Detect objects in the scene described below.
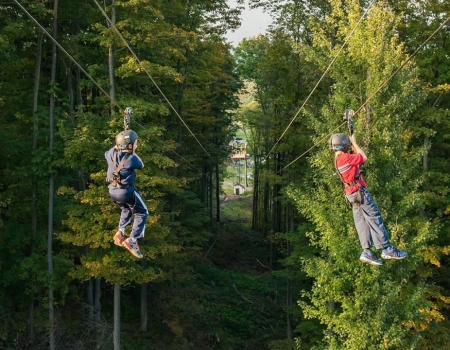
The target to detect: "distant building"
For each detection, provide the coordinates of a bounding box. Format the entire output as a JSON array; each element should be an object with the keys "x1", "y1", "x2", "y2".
[
  {"x1": 229, "y1": 137, "x2": 248, "y2": 163},
  {"x1": 229, "y1": 137, "x2": 247, "y2": 149},
  {"x1": 233, "y1": 183, "x2": 245, "y2": 195},
  {"x1": 229, "y1": 136, "x2": 252, "y2": 188},
  {"x1": 231, "y1": 151, "x2": 246, "y2": 161}
]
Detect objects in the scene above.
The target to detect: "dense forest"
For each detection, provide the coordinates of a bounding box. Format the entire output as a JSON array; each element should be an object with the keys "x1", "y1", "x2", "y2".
[{"x1": 1, "y1": 0, "x2": 449, "y2": 349}]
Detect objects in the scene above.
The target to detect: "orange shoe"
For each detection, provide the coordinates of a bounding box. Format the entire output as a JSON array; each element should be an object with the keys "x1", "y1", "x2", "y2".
[
  {"x1": 113, "y1": 231, "x2": 125, "y2": 247},
  {"x1": 122, "y1": 238, "x2": 143, "y2": 259}
]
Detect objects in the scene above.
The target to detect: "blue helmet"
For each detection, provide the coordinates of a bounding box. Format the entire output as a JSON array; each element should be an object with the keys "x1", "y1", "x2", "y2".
[{"x1": 329, "y1": 133, "x2": 350, "y2": 151}]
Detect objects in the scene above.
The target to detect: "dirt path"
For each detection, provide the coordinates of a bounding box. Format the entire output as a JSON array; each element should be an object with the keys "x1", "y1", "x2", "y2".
[{"x1": 220, "y1": 194, "x2": 240, "y2": 209}]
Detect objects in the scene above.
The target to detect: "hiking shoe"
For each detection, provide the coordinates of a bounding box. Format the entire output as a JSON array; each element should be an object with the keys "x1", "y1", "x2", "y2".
[
  {"x1": 381, "y1": 247, "x2": 407, "y2": 260},
  {"x1": 122, "y1": 238, "x2": 143, "y2": 259},
  {"x1": 359, "y1": 251, "x2": 383, "y2": 266},
  {"x1": 113, "y1": 231, "x2": 125, "y2": 247}
]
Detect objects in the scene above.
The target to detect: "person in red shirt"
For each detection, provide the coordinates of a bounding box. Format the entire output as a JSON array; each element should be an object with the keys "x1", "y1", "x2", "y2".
[{"x1": 329, "y1": 133, "x2": 406, "y2": 266}]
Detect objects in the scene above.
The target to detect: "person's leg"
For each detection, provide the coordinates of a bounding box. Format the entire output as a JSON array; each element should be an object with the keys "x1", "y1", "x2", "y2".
[
  {"x1": 110, "y1": 191, "x2": 133, "y2": 246},
  {"x1": 128, "y1": 189, "x2": 149, "y2": 241},
  {"x1": 359, "y1": 188, "x2": 390, "y2": 250},
  {"x1": 110, "y1": 189, "x2": 146, "y2": 258},
  {"x1": 347, "y1": 191, "x2": 382, "y2": 266},
  {"x1": 121, "y1": 190, "x2": 148, "y2": 259},
  {"x1": 117, "y1": 202, "x2": 133, "y2": 231},
  {"x1": 347, "y1": 192, "x2": 372, "y2": 249},
  {"x1": 359, "y1": 188, "x2": 406, "y2": 259},
  {"x1": 110, "y1": 190, "x2": 134, "y2": 231}
]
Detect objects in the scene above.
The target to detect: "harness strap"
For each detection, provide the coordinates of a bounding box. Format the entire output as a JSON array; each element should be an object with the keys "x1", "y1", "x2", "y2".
[
  {"x1": 109, "y1": 150, "x2": 130, "y2": 187},
  {"x1": 114, "y1": 150, "x2": 129, "y2": 173},
  {"x1": 343, "y1": 179, "x2": 361, "y2": 188}
]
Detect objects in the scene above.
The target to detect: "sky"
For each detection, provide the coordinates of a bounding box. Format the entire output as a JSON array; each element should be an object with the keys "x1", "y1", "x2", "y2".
[{"x1": 226, "y1": 1, "x2": 272, "y2": 47}]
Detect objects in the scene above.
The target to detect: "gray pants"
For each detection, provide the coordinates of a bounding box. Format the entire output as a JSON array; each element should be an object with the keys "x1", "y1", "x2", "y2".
[
  {"x1": 345, "y1": 187, "x2": 390, "y2": 250},
  {"x1": 109, "y1": 187, "x2": 148, "y2": 241}
]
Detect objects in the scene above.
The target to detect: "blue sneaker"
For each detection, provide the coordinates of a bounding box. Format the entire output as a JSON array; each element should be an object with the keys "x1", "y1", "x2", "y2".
[
  {"x1": 360, "y1": 252, "x2": 383, "y2": 266},
  {"x1": 381, "y1": 247, "x2": 407, "y2": 260}
]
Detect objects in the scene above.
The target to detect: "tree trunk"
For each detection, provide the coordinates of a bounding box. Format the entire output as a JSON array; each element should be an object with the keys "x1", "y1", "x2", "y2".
[
  {"x1": 48, "y1": 1, "x2": 58, "y2": 349},
  {"x1": 286, "y1": 202, "x2": 294, "y2": 340},
  {"x1": 107, "y1": 3, "x2": 122, "y2": 348},
  {"x1": 140, "y1": 283, "x2": 148, "y2": 331},
  {"x1": 209, "y1": 170, "x2": 213, "y2": 223},
  {"x1": 286, "y1": 277, "x2": 293, "y2": 340},
  {"x1": 66, "y1": 61, "x2": 74, "y2": 123},
  {"x1": 75, "y1": 65, "x2": 83, "y2": 108},
  {"x1": 252, "y1": 155, "x2": 259, "y2": 230},
  {"x1": 66, "y1": 29, "x2": 95, "y2": 330},
  {"x1": 363, "y1": 71, "x2": 372, "y2": 151},
  {"x1": 85, "y1": 275, "x2": 94, "y2": 327},
  {"x1": 263, "y1": 157, "x2": 270, "y2": 238},
  {"x1": 66, "y1": 15, "x2": 93, "y2": 328},
  {"x1": 215, "y1": 163, "x2": 220, "y2": 222},
  {"x1": 269, "y1": 153, "x2": 281, "y2": 268},
  {"x1": 201, "y1": 165, "x2": 207, "y2": 204},
  {"x1": 94, "y1": 277, "x2": 101, "y2": 325},
  {"x1": 28, "y1": 29, "x2": 43, "y2": 344},
  {"x1": 113, "y1": 283, "x2": 121, "y2": 350},
  {"x1": 108, "y1": 0, "x2": 116, "y2": 118},
  {"x1": 419, "y1": 135, "x2": 429, "y2": 216},
  {"x1": 423, "y1": 135, "x2": 429, "y2": 172}
]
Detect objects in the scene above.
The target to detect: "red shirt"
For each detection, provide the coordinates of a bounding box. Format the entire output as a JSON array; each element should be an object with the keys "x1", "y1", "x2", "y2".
[{"x1": 335, "y1": 153, "x2": 367, "y2": 195}]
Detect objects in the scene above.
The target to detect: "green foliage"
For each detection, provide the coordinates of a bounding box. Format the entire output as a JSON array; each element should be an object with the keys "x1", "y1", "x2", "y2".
[
  {"x1": 0, "y1": 0, "x2": 244, "y2": 347},
  {"x1": 233, "y1": 0, "x2": 450, "y2": 349},
  {"x1": 1, "y1": 0, "x2": 450, "y2": 348},
  {"x1": 145, "y1": 265, "x2": 286, "y2": 350},
  {"x1": 280, "y1": 1, "x2": 450, "y2": 349}
]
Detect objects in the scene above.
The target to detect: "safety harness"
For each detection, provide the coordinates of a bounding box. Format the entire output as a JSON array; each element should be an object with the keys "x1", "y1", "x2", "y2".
[{"x1": 109, "y1": 150, "x2": 130, "y2": 188}]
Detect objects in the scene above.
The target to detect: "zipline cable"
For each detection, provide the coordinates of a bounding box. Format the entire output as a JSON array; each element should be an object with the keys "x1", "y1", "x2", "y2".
[
  {"x1": 12, "y1": 0, "x2": 122, "y2": 112},
  {"x1": 278, "y1": 14, "x2": 450, "y2": 174},
  {"x1": 277, "y1": 121, "x2": 347, "y2": 174},
  {"x1": 352, "y1": 14, "x2": 450, "y2": 118},
  {"x1": 92, "y1": 0, "x2": 214, "y2": 162},
  {"x1": 13, "y1": 0, "x2": 202, "y2": 173},
  {"x1": 265, "y1": 0, "x2": 378, "y2": 159}
]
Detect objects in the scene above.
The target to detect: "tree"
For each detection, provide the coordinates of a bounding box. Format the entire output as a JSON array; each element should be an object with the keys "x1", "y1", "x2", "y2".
[
  {"x1": 27, "y1": 28, "x2": 43, "y2": 343},
  {"x1": 286, "y1": 1, "x2": 450, "y2": 348},
  {"x1": 47, "y1": 2, "x2": 59, "y2": 348},
  {"x1": 0, "y1": 0, "x2": 244, "y2": 347}
]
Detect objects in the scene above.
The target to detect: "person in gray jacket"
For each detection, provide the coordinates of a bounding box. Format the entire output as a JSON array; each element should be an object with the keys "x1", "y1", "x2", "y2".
[{"x1": 105, "y1": 130, "x2": 148, "y2": 258}]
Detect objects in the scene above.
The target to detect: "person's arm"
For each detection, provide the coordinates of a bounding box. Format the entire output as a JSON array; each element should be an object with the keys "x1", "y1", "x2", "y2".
[
  {"x1": 134, "y1": 153, "x2": 144, "y2": 168},
  {"x1": 131, "y1": 140, "x2": 144, "y2": 168},
  {"x1": 105, "y1": 148, "x2": 116, "y2": 181},
  {"x1": 349, "y1": 134, "x2": 367, "y2": 162}
]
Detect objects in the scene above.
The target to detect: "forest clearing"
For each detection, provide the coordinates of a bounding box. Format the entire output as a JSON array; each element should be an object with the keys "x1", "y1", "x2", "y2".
[{"x1": 1, "y1": 1, "x2": 450, "y2": 349}]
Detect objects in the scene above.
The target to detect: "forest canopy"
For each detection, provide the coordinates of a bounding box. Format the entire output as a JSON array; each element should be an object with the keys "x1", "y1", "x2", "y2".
[{"x1": 0, "y1": 0, "x2": 449, "y2": 349}]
